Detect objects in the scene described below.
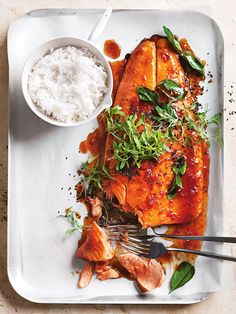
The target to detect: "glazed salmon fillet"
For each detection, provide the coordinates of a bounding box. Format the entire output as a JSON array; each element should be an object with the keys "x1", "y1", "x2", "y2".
[{"x1": 103, "y1": 37, "x2": 204, "y2": 228}]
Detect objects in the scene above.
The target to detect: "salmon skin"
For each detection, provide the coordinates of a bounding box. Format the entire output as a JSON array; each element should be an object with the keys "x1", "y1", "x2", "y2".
[{"x1": 103, "y1": 37, "x2": 204, "y2": 228}]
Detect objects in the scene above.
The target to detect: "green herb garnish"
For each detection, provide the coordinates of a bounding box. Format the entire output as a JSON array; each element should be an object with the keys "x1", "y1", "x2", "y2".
[
  {"x1": 181, "y1": 51, "x2": 205, "y2": 76},
  {"x1": 163, "y1": 26, "x2": 204, "y2": 76},
  {"x1": 82, "y1": 162, "x2": 112, "y2": 195},
  {"x1": 173, "y1": 155, "x2": 187, "y2": 176},
  {"x1": 57, "y1": 207, "x2": 83, "y2": 235},
  {"x1": 208, "y1": 112, "x2": 222, "y2": 127},
  {"x1": 158, "y1": 79, "x2": 187, "y2": 101},
  {"x1": 136, "y1": 86, "x2": 160, "y2": 104},
  {"x1": 163, "y1": 26, "x2": 182, "y2": 54},
  {"x1": 168, "y1": 156, "x2": 187, "y2": 200},
  {"x1": 105, "y1": 106, "x2": 168, "y2": 171},
  {"x1": 186, "y1": 107, "x2": 223, "y2": 145},
  {"x1": 154, "y1": 103, "x2": 179, "y2": 128},
  {"x1": 136, "y1": 82, "x2": 222, "y2": 146},
  {"x1": 170, "y1": 262, "x2": 195, "y2": 293}
]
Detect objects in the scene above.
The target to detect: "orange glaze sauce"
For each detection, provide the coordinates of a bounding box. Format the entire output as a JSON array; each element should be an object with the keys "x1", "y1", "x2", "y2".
[
  {"x1": 79, "y1": 114, "x2": 106, "y2": 157},
  {"x1": 104, "y1": 39, "x2": 121, "y2": 59}
]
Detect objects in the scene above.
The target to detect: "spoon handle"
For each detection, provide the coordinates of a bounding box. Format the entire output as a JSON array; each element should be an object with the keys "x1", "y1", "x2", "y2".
[{"x1": 88, "y1": 8, "x2": 112, "y2": 43}]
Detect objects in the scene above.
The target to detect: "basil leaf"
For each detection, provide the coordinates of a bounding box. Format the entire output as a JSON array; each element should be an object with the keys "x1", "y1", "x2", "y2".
[
  {"x1": 158, "y1": 79, "x2": 187, "y2": 101},
  {"x1": 136, "y1": 87, "x2": 159, "y2": 104},
  {"x1": 170, "y1": 262, "x2": 195, "y2": 293},
  {"x1": 208, "y1": 112, "x2": 222, "y2": 127},
  {"x1": 181, "y1": 51, "x2": 204, "y2": 76},
  {"x1": 173, "y1": 156, "x2": 187, "y2": 176},
  {"x1": 163, "y1": 26, "x2": 183, "y2": 54},
  {"x1": 167, "y1": 174, "x2": 182, "y2": 200},
  {"x1": 167, "y1": 156, "x2": 187, "y2": 200},
  {"x1": 163, "y1": 26, "x2": 204, "y2": 76}
]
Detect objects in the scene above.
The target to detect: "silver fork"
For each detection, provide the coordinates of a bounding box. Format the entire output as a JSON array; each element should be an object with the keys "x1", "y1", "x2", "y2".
[
  {"x1": 119, "y1": 235, "x2": 236, "y2": 262},
  {"x1": 105, "y1": 225, "x2": 236, "y2": 262},
  {"x1": 105, "y1": 225, "x2": 236, "y2": 243}
]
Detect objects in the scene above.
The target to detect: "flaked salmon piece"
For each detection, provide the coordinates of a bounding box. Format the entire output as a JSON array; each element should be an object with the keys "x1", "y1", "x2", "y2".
[
  {"x1": 76, "y1": 222, "x2": 114, "y2": 262},
  {"x1": 102, "y1": 175, "x2": 129, "y2": 205},
  {"x1": 77, "y1": 261, "x2": 94, "y2": 288},
  {"x1": 95, "y1": 261, "x2": 120, "y2": 281},
  {"x1": 97, "y1": 268, "x2": 120, "y2": 281},
  {"x1": 118, "y1": 253, "x2": 165, "y2": 292},
  {"x1": 89, "y1": 197, "x2": 103, "y2": 218},
  {"x1": 94, "y1": 261, "x2": 111, "y2": 274}
]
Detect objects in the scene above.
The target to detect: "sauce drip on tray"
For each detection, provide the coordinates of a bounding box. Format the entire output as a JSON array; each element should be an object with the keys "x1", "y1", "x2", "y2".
[{"x1": 104, "y1": 39, "x2": 121, "y2": 59}]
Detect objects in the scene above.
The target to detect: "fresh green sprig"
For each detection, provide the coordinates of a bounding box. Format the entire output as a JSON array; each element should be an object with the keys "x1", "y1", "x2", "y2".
[
  {"x1": 81, "y1": 161, "x2": 112, "y2": 195},
  {"x1": 163, "y1": 26, "x2": 205, "y2": 76},
  {"x1": 105, "y1": 106, "x2": 168, "y2": 171},
  {"x1": 57, "y1": 207, "x2": 83, "y2": 235},
  {"x1": 186, "y1": 107, "x2": 223, "y2": 145},
  {"x1": 154, "y1": 103, "x2": 179, "y2": 128}
]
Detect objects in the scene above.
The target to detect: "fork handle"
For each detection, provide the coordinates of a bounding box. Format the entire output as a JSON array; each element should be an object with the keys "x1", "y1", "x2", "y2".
[
  {"x1": 156, "y1": 234, "x2": 236, "y2": 243},
  {"x1": 167, "y1": 247, "x2": 236, "y2": 262}
]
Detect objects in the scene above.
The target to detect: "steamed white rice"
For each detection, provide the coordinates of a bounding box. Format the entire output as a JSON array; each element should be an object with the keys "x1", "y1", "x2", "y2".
[{"x1": 28, "y1": 46, "x2": 108, "y2": 122}]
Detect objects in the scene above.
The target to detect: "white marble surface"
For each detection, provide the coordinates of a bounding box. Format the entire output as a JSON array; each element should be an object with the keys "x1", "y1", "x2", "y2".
[{"x1": 0, "y1": 0, "x2": 236, "y2": 313}]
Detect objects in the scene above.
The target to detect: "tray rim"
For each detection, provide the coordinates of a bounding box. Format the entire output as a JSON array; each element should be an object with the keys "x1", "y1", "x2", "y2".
[{"x1": 7, "y1": 7, "x2": 225, "y2": 305}]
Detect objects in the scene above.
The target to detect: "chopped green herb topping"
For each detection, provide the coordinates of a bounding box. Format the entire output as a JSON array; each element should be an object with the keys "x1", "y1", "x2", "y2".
[{"x1": 105, "y1": 106, "x2": 168, "y2": 171}]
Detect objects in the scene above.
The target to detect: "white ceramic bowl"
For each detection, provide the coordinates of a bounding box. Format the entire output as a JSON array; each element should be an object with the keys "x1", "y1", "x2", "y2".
[{"x1": 21, "y1": 37, "x2": 113, "y2": 127}]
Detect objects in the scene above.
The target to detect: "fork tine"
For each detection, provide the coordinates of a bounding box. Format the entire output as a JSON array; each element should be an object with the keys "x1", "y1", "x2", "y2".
[
  {"x1": 105, "y1": 225, "x2": 139, "y2": 231},
  {"x1": 106, "y1": 232, "x2": 139, "y2": 238},
  {"x1": 124, "y1": 236, "x2": 151, "y2": 249},
  {"x1": 127, "y1": 235, "x2": 153, "y2": 243},
  {"x1": 122, "y1": 238, "x2": 150, "y2": 252},
  {"x1": 106, "y1": 224, "x2": 139, "y2": 229},
  {"x1": 120, "y1": 242, "x2": 149, "y2": 257},
  {"x1": 106, "y1": 229, "x2": 139, "y2": 234}
]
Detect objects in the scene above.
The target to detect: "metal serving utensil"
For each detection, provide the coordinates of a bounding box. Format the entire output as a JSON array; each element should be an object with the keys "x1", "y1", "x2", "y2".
[
  {"x1": 105, "y1": 224, "x2": 236, "y2": 243},
  {"x1": 105, "y1": 225, "x2": 236, "y2": 261}
]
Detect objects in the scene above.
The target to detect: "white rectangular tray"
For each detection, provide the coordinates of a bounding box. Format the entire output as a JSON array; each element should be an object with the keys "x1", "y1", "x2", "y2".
[{"x1": 7, "y1": 9, "x2": 224, "y2": 304}]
